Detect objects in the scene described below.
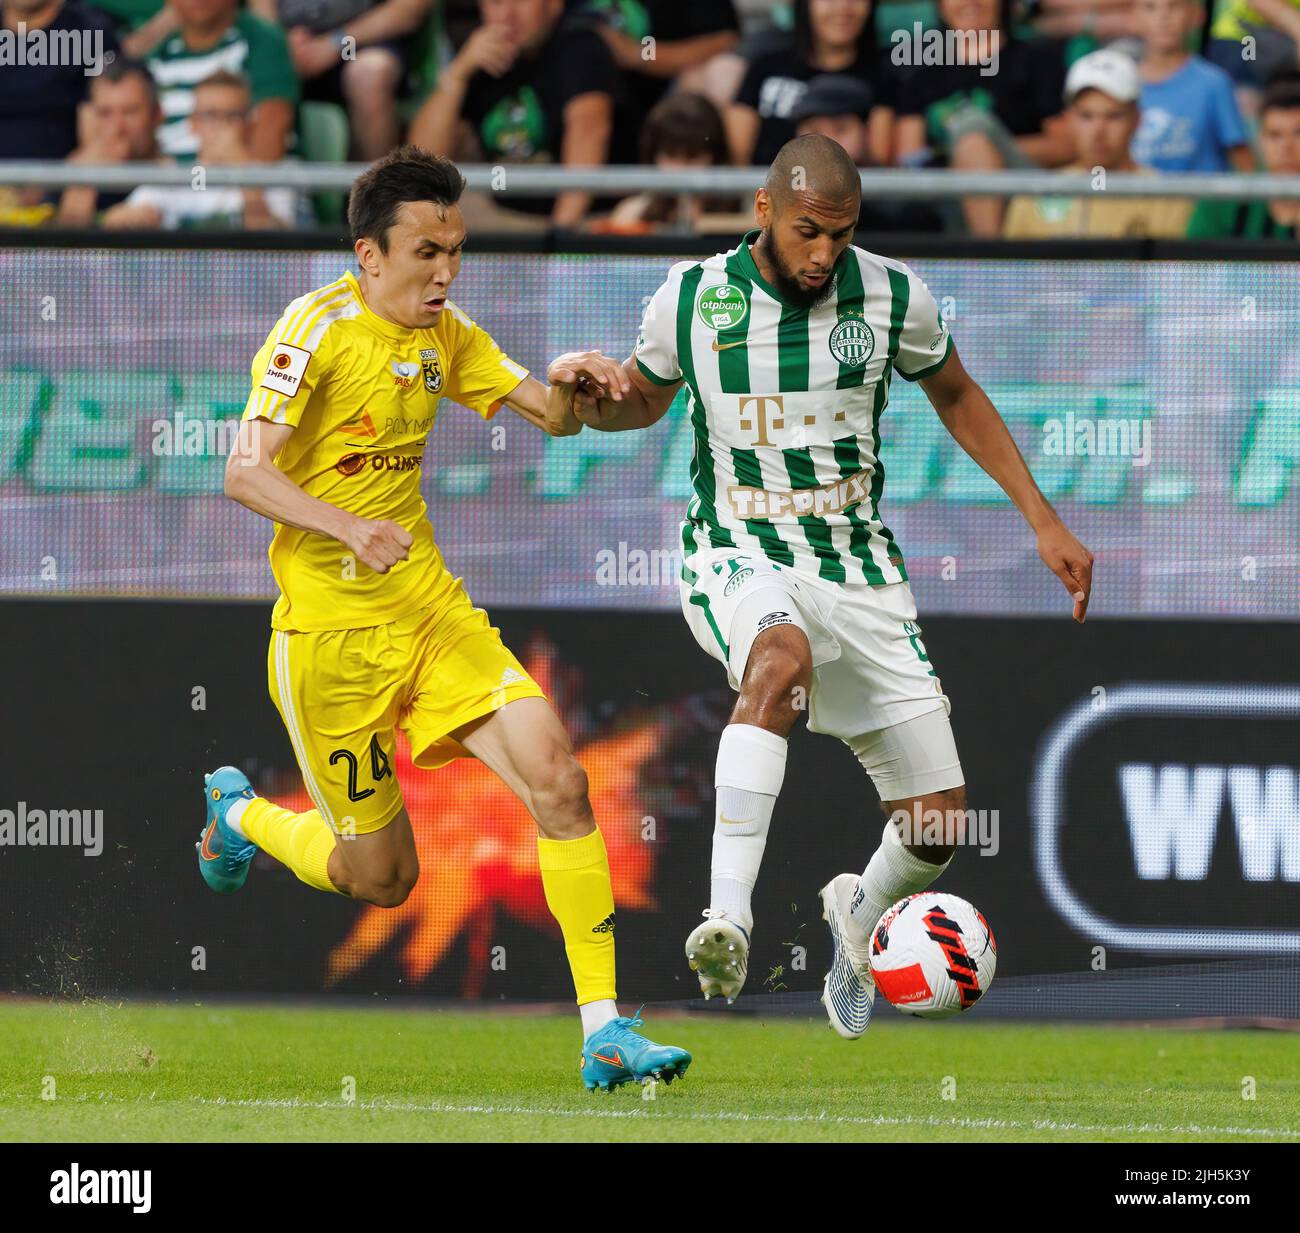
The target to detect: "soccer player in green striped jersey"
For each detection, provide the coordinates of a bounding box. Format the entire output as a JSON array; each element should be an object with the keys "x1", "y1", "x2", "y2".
[{"x1": 547, "y1": 135, "x2": 1094, "y2": 1037}]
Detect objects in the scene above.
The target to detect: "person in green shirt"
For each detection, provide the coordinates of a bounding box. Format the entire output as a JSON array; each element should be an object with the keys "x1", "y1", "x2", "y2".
[
  {"x1": 1187, "y1": 77, "x2": 1300, "y2": 238},
  {"x1": 145, "y1": 0, "x2": 299, "y2": 162}
]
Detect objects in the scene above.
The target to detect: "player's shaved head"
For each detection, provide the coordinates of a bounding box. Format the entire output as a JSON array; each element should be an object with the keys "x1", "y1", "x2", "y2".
[
  {"x1": 764, "y1": 133, "x2": 861, "y2": 218},
  {"x1": 751, "y1": 135, "x2": 861, "y2": 309}
]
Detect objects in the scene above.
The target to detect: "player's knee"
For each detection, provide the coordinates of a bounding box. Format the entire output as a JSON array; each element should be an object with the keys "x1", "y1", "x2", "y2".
[
  {"x1": 530, "y1": 752, "x2": 590, "y2": 829},
  {"x1": 353, "y1": 866, "x2": 417, "y2": 908}
]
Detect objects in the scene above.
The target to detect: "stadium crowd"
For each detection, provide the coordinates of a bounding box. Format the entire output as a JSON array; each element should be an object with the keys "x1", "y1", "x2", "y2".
[{"x1": 1, "y1": 0, "x2": 1299, "y2": 236}]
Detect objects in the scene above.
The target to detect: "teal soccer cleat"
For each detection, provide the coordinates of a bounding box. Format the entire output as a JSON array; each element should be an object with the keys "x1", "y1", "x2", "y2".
[
  {"x1": 580, "y1": 1014, "x2": 693, "y2": 1092},
  {"x1": 197, "y1": 766, "x2": 258, "y2": 894}
]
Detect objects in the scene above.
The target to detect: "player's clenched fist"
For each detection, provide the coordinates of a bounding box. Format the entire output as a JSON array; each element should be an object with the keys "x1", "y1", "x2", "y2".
[{"x1": 342, "y1": 516, "x2": 413, "y2": 574}]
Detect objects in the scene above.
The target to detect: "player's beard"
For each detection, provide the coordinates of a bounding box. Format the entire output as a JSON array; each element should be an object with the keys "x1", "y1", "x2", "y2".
[{"x1": 757, "y1": 229, "x2": 838, "y2": 311}]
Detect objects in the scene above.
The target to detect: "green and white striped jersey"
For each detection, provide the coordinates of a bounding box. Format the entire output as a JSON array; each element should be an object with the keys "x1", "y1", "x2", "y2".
[{"x1": 636, "y1": 230, "x2": 953, "y2": 586}]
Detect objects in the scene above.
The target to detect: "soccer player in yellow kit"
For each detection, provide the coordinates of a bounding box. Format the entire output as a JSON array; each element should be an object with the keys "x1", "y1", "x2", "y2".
[{"x1": 197, "y1": 147, "x2": 690, "y2": 1092}]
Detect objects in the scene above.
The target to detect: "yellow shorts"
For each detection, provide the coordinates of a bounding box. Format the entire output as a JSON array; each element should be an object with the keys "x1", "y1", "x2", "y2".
[{"x1": 266, "y1": 582, "x2": 543, "y2": 836}]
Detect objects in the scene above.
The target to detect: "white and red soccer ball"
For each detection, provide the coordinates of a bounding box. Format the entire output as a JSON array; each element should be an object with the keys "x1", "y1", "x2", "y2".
[{"x1": 869, "y1": 892, "x2": 997, "y2": 1018}]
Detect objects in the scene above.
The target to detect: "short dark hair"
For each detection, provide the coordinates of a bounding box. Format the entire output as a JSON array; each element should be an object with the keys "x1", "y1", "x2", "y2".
[
  {"x1": 348, "y1": 145, "x2": 467, "y2": 252},
  {"x1": 94, "y1": 56, "x2": 159, "y2": 107},
  {"x1": 640, "y1": 93, "x2": 727, "y2": 166},
  {"x1": 1261, "y1": 72, "x2": 1300, "y2": 118}
]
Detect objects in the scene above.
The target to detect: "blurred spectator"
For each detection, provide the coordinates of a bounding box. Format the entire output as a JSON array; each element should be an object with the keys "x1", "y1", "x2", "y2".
[
  {"x1": 728, "y1": 0, "x2": 902, "y2": 167},
  {"x1": 145, "y1": 0, "x2": 298, "y2": 162},
  {"x1": 791, "y1": 72, "x2": 945, "y2": 230},
  {"x1": 1187, "y1": 75, "x2": 1300, "y2": 235},
  {"x1": 894, "y1": 0, "x2": 1076, "y2": 236},
  {"x1": 1208, "y1": 0, "x2": 1300, "y2": 105},
  {"x1": 248, "y1": 0, "x2": 436, "y2": 162},
  {"x1": 103, "y1": 70, "x2": 300, "y2": 227},
  {"x1": 0, "y1": 0, "x2": 120, "y2": 161},
  {"x1": 409, "y1": 0, "x2": 617, "y2": 227},
  {"x1": 1022, "y1": 0, "x2": 1141, "y2": 39},
  {"x1": 56, "y1": 57, "x2": 165, "y2": 225},
  {"x1": 791, "y1": 71, "x2": 873, "y2": 161},
  {"x1": 572, "y1": 0, "x2": 740, "y2": 125},
  {"x1": 1132, "y1": 0, "x2": 1253, "y2": 171},
  {"x1": 88, "y1": 0, "x2": 179, "y2": 56},
  {"x1": 604, "y1": 91, "x2": 742, "y2": 231},
  {"x1": 1004, "y1": 49, "x2": 1193, "y2": 237}
]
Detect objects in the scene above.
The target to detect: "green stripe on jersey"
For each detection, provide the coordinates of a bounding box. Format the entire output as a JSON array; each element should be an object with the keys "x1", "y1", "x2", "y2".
[
  {"x1": 866, "y1": 267, "x2": 913, "y2": 576},
  {"x1": 720, "y1": 250, "x2": 795, "y2": 569},
  {"x1": 678, "y1": 264, "x2": 733, "y2": 551},
  {"x1": 783, "y1": 446, "x2": 845, "y2": 582},
  {"x1": 777, "y1": 302, "x2": 809, "y2": 392},
  {"x1": 834, "y1": 255, "x2": 867, "y2": 389},
  {"x1": 832, "y1": 435, "x2": 886, "y2": 585}
]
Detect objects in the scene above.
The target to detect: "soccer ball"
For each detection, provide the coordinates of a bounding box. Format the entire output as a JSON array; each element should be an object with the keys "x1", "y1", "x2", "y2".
[{"x1": 869, "y1": 892, "x2": 997, "y2": 1018}]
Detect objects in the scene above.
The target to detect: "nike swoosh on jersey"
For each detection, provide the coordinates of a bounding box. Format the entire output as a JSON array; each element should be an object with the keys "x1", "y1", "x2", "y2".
[{"x1": 710, "y1": 338, "x2": 748, "y2": 352}]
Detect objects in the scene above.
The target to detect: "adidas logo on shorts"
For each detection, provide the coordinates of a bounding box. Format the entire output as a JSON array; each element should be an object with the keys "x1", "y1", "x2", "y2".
[{"x1": 591, "y1": 912, "x2": 616, "y2": 934}]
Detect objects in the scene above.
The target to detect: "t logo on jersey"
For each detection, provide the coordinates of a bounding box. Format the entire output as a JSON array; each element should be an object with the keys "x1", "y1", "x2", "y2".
[
  {"x1": 420, "y1": 347, "x2": 443, "y2": 393},
  {"x1": 737, "y1": 394, "x2": 785, "y2": 446},
  {"x1": 391, "y1": 360, "x2": 419, "y2": 390}
]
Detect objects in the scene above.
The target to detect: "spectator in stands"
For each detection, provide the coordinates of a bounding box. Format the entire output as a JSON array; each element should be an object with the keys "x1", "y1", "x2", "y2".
[
  {"x1": 56, "y1": 58, "x2": 165, "y2": 226},
  {"x1": 145, "y1": 0, "x2": 298, "y2": 163},
  {"x1": 1004, "y1": 49, "x2": 1193, "y2": 237},
  {"x1": 1187, "y1": 75, "x2": 1300, "y2": 236},
  {"x1": 1208, "y1": 0, "x2": 1300, "y2": 108},
  {"x1": 89, "y1": 0, "x2": 179, "y2": 57},
  {"x1": 728, "y1": 0, "x2": 902, "y2": 167},
  {"x1": 791, "y1": 73, "x2": 945, "y2": 231},
  {"x1": 604, "y1": 91, "x2": 743, "y2": 232},
  {"x1": 102, "y1": 70, "x2": 300, "y2": 228},
  {"x1": 408, "y1": 0, "x2": 618, "y2": 227},
  {"x1": 893, "y1": 0, "x2": 1077, "y2": 236},
  {"x1": 248, "y1": 0, "x2": 436, "y2": 162},
  {"x1": 0, "y1": 0, "x2": 120, "y2": 161},
  {"x1": 573, "y1": 0, "x2": 741, "y2": 134},
  {"x1": 1132, "y1": 0, "x2": 1254, "y2": 171},
  {"x1": 1023, "y1": 0, "x2": 1140, "y2": 40}
]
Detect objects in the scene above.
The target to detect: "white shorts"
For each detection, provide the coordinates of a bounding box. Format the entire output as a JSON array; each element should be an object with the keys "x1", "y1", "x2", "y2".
[{"x1": 680, "y1": 545, "x2": 964, "y2": 798}]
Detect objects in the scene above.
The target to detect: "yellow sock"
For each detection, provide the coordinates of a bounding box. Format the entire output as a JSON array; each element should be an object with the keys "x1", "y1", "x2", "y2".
[
  {"x1": 537, "y1": 827, "x2": 617, "y2": 1005},
  {"x1": 239, "y1": 798, "x2": 340, "y2": 894}
]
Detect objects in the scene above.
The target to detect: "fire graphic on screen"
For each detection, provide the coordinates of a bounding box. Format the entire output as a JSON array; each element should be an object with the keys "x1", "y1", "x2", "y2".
[{"x1": 262, "y1": 640, "x2": 666, "y2": 996}]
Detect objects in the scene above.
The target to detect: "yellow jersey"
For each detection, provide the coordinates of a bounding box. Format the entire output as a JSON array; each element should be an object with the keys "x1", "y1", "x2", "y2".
[{"x1": 242, "y1": 270, "x2": 529, "y2": 633}]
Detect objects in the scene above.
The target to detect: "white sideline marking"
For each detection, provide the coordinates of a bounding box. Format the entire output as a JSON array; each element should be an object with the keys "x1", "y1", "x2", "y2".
[{"x1": 160, "y1": 1095, "x2": 1298, "y2": 1139}]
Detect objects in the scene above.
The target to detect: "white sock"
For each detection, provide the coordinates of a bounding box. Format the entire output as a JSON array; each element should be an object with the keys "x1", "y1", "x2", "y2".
[
  {"x1": 709, "y1": 724, "x2": 787, "y2": 935},
  {"x1": 224, "y1": 795, "x2": 251, "y2": 839},
  {"x1": 580, "y1": 998, "x2": 619, "y2": 1041},
  {"x1": 844, "y1": 817, "x2": 952, "y2": 947}
]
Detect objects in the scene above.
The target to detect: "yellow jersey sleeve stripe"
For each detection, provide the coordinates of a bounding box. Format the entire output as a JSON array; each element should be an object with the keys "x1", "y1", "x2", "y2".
[{"x1": 278, "y1": 278, "x2": 352, "y2": 345}]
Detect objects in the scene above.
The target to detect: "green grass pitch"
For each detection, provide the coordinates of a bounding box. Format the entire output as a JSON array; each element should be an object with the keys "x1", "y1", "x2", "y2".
[{"x1": 0, "y1": 1001, "x2": 1295, "y2": 1143}]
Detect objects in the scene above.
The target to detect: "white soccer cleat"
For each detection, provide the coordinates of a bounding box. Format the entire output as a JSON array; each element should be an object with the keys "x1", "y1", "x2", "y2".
[
  {"x1": 685, "y1": 909, "x2": 750, "y2": 1003},
  {"x1": 819, "y1": 873, "x2": 876, "y2": 1039}
]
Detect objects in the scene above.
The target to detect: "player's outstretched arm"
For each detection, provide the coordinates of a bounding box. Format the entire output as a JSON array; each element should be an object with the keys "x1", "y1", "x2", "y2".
[
  {"x1": 224, "y1": 417, "x2": 413, "y2": 575},
  {"x1": 920, "y1": 345, "x2": 1094, "y2": 622}
]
